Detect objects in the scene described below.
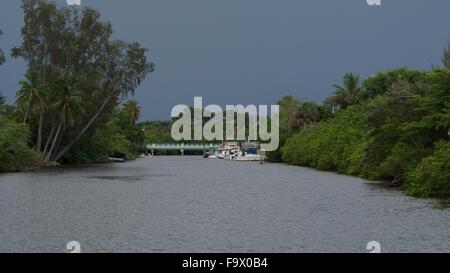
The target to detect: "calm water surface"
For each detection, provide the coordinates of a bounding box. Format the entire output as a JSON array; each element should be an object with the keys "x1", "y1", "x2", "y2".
[{"x1": 0, "y1": 156, "x2": 449, "y2": 253}]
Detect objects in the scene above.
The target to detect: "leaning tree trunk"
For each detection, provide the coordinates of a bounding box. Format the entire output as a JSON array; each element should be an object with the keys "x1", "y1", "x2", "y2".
[
  {"x1": 43, "y1": 123, "x2": 56, "y2": 156},
  {"x1": 53, "y1": 95, "x2": 112, "y2": 161},
  {"x1": 45, "y1": 122, "x2": 62, "y2": 161},
  {"x1": 23, "y1": 109, "x2": 29, "y2": 124},
  {"x1": 36, "y1": 111, "x2": 44, "y2": 151},
  {"x1": 53, "y1": 70, "x2": 133, "y2": 162}
]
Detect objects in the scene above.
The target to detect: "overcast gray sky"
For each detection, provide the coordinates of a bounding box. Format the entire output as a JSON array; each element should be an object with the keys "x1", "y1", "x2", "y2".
[{"x1": 1, "y1": 0, "x2": 449, "y2": 120}]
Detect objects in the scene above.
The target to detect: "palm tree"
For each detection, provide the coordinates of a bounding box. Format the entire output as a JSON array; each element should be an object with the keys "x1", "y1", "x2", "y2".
[
  {"x1": 0, "y1": 30, "x2": 5, "y2": 66},
  {"x1": 327, "y1": 73, "x2": 363, "y2": 109},
  {"x1": 0, "y1": 93, "x2": 5, "y2": 106},
  {"x1": 278, "y1": 94, "x2": 302, "y2": 133},
  {"x1": 45, "y1": 75, "x2": 84, "y2": 161},
  {"x1": 443, "y1": 40, "x2": 450, "y2": 69},
  {"x1": 296, "y1": 102, "x2": 321, "y2": 128},
  {"x1": 16, "y1": 70, "x2": 48, "y2": 150},
  {"x1": 122, "y1": 100, "x2": 141, "y2": 125}
]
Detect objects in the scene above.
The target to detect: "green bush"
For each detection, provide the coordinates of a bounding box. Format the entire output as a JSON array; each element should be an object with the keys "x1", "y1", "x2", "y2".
[
  {"x1": 279, "y1": 70, "x2": 450, "y2": 197},
  {"x1": 362, "y1": 68, "x2": 425, "y2": 99},
  {"x1": 0, "y1": 115, "x2": 40, "y2": 171},
  {"x1": 405, "y1": 141, "x2": 450, "y2": 198},
  {"x1": 282, "y1": 105, "x2": 368, "y2": 173},
  {"x1": 64, "y1": 115, "x2": 135, "y2": 164},
  {"x1": 377, "y1": 142, "x2": 430, "y2": 182}
]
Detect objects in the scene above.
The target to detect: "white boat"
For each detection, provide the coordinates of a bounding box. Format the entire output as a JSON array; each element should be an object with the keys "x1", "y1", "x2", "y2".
[
  {"x1": 235, "y1": 142, "x2": 266, "y2": 161},
  {"x1": 205, "y1": 142, "x2": 266, "y2": 162},
  {"x1": 220, "y1": 142, "x2": 240, "y2": 160},
  {"x1": 204, "y1": 146, "x2": 221, "y2": 159},
  {"x1": 234, "y1": 154, "x2": 266, "y2": 161}
]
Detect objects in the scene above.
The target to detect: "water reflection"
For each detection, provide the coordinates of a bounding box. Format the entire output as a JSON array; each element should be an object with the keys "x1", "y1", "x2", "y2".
[{"x1": 0, "y1": 157, "x2": 449, "y2": 253}]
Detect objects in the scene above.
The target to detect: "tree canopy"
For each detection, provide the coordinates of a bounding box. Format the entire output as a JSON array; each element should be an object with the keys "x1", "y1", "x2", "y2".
[
  {"x1": 326, "y1": 73, "x2": 363, "y2": 109},
  {"x1": 11, "y1": 0, "x2": 154, "y2": 162}
]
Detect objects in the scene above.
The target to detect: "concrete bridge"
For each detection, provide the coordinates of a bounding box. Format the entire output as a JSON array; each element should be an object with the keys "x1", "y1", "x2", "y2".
[{"x1": 146, "y1": 143, "x2": 220, "y2": 156}]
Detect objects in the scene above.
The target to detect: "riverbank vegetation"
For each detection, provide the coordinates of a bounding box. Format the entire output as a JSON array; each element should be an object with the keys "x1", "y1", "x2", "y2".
[
  {"x1": 2, "y1": 29, "x2": 40, "y2": 171},
  {"x1": 276, "y1": 44, "x2": 450, "y2": 198},
  {"x1": 0, "y1": 101, "x2": 40, "y2": 172},
  {"x1": 1, "y1": 1, "x2": 449, "y2": 199},
  {"x1": 0, "y1": 0, "x2": 153, "y2": 171}
]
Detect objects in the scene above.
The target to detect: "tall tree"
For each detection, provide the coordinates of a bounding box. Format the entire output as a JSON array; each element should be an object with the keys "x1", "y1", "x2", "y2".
[
  {"x1": 0, "y1": 30, "x2": 5, "y2": 111},
  {"x1": 327, "y1": 73, "x2": 363, "y2": 109},
  {"x1": 443, "y1": 40, "x2": 450, "y2": 69},
  {"x1": 12, "y1": 0, "x2": 154, "y2": 162},
  {"x1": 278, "y1": 94, "x2": 322, "y2": 134},
  {"x1": 53, "y1": 41, "x2": 153, "y2": 162},
  {"x1": 278, "y1": 94, "x2": 302, "y2": 134},
  {"x1": 45, "y1": 75, "x2": 83, "y2": 160},
  {"x1": 122, "y1": 100, "x2": 141, "y2": 125},
  {"x1": 0, "y1": 30, "x2": 5, "y2": 65},
  {"x1": 16, "y1": 70, "x2": 48, "y2": 150},
  {"x1": 296, "y1": 101, "x2": 321, "y2": 128},
  {"x1": 0, "y1": 93, "x2": 5, "y2": 108}
]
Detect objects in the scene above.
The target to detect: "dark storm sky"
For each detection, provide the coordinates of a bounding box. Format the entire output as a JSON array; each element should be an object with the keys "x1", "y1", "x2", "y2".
[{"x1": 0, "y1": 0, "x2": 449, "y2": 120}]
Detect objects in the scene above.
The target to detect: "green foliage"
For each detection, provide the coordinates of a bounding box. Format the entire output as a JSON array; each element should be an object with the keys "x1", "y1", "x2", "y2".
[
  {"x1": 16, "y1": 70, "x2": 47, "y2": 120},
  {"x1": 362, "y1": 68, "x2": 424, "y2": 99},
  {"x1": 278, "y1": 95, "x2": 302, "y2": 134},
  {"x1": 267, "y1": 94, "x2": 321, "y2": 162},
  {"x1": 363, "y1": 95, "x2": 418, "y2": 178},
  {"x1": 278, "y1": 94, "x2": 321, "y2": 134},
  {"x1": 377, "y1": 142, "x2": 430, "y2": 182},
  {"x1": 122, "y1": 100, "x2": 141, "y2": 125},
  {"x1": 113, "y1": 108, "x2": 145, "y2": 155},
  {"x1": 406, "y1": 141, "x2": 450, "y2": 197},
  {"x1": 0, "y1": 115, "x2": 40, "y2": 171},
  {"x1": 0, "y1": 94, "x2": 5, "y2": 108},
  {"x1": 281, "y1": 69, "x2": 450, "y2": 197},
  {"x1": 326, "y1": 73, "x2": 363, "y2": 109},
  {"x1": 64, "y1": 110, "x2": 138, "y2": 164},
  {"x1": 141, "y1": 121, "x2": 182, "y2": 155},
  {"x1": 143, "y1": 121, "x2": 172, "y2": 144},
  {"x1": 282, "y1": 105, "x2": 368, "y2": 173},
  {"x1": 12, "y1": 0, "x2": 154, "y2": 162}
]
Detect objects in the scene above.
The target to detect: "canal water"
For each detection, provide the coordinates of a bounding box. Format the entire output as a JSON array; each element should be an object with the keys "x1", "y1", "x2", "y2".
[{"x1": 0, "y1": 156, "x2": 449, "y2": 253}]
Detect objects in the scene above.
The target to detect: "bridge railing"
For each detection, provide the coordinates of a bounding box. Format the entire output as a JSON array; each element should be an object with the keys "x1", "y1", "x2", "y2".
[{"x1": 145, "y1": 143, "x2": 220, "y2": 151}]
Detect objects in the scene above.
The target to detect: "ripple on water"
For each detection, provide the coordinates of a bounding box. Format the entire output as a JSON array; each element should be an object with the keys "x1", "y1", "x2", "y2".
[{"x1": 0, "y1": 157, "x2": 449, "y2": 253}]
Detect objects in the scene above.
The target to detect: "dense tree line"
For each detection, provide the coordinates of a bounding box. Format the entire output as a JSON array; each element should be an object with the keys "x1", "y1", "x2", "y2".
[
  {"x1": 266, "y1": 95, "x2": 329, "y2": 161},
  {"x1": 1, "y1": 30, "x2": 40, "y2": 171},
  {"x1": 67, "y1": 101, "x2": 145, "y2": 163},
  {"x1": 0, "y1": 0, "x2": 153, "y2": 170},
  {"x1": 0, "y1": 112, "x2": 40, "y2": 171},
  {"x1": 11, "y1": 0, "x2": 153, "y2": 162},
  {"x1": 141, "y1": 121, "x2": 173, "y2": 144},
  {"x1": 2, "y1": 0, "x2": 449, "y2": 198},
  {"x1": 278, "y1": 44, "x2": 450, "y2": 197}
]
